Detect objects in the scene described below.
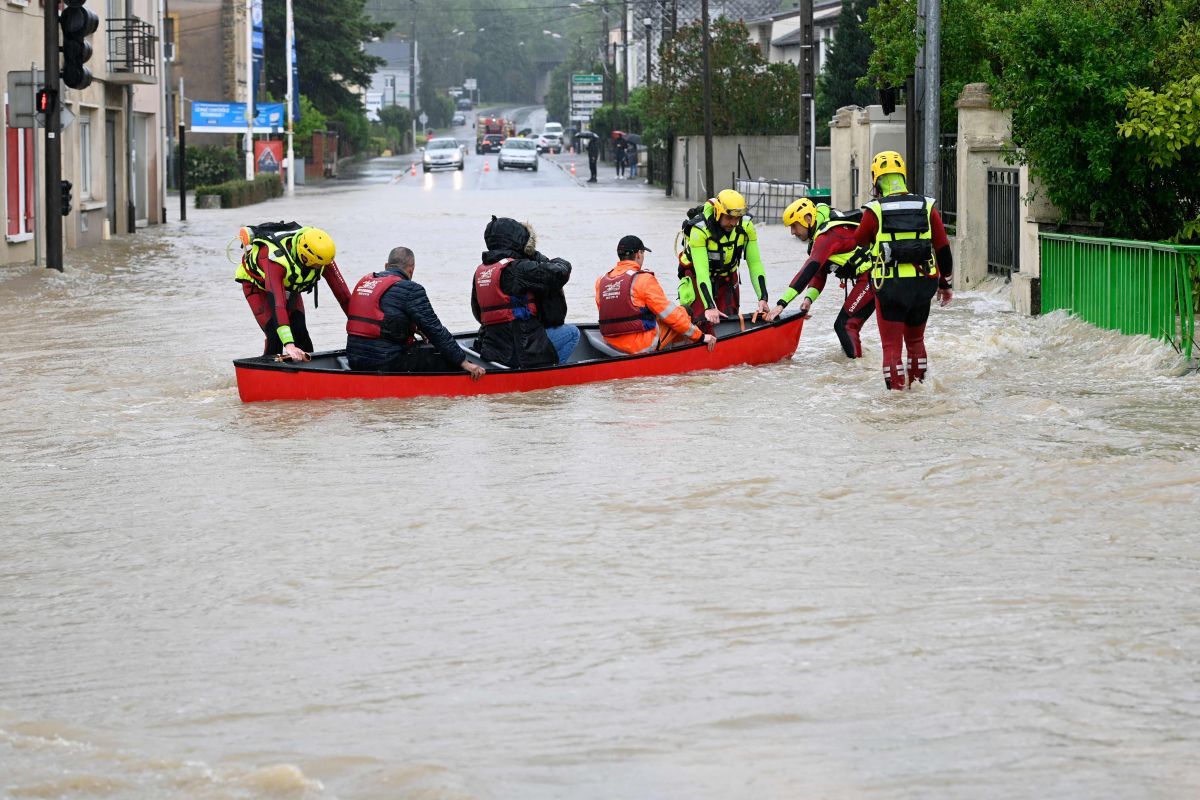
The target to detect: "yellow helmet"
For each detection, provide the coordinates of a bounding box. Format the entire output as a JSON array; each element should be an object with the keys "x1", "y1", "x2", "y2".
[
  {"x1": 711, "y1": 189, "x2": 747, "y2": 218},
  {"x1": 870, "y1": 151, "x2": 906, "y2": 184},
  {"x1": 782, "y1": 198, "x2": 818, "y2": 228},
  {"x1": 296, "y1": 228, "x2": 336, "y2": 267}
]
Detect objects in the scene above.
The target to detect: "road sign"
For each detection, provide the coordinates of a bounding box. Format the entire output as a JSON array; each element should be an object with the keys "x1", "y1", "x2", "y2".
[
  {"x1": 190, "y1": 101, "x2": 284, "y2": 133},
  {"x1": 6, "y1": 69, "x2": 45, "y2": 128},
  {"x1": 418, "y1": 111, "x2": 428, "y2": 125},
  {"x1": 464, "y1": 78, "x2": 477, "y2": 90},
  {"x1": 572, "y1": 73, "x2": 603, "y2": 84}
]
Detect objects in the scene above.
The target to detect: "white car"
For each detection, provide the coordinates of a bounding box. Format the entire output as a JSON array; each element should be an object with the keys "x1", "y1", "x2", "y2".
[
  {"x1": 544, "y1": 121, "x2": 564, "y2": 136},
  {"x1": 423, "y1": 138, "x2": 465, "y2": 172},
  {"x1": 497, "y1": 138, "x2": 539, "y2": 171},
  {"x1": 536, "y1": 131, "x2": 563, "y2": 154}
]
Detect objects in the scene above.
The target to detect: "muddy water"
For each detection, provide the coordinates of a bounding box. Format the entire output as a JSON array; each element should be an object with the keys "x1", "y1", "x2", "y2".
[{"x1": 1, "y1": 154, "x2": 1198, "y2": 799}]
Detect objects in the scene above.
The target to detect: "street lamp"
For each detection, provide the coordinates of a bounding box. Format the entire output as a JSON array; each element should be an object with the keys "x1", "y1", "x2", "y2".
[{"x1": 643, "y1": 16, "x2": 652, "y2": 86}]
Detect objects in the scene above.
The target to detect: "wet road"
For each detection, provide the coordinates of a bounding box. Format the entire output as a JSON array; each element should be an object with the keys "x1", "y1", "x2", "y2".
[{"x1": 2, "y1": 118, "x2": 1199, "y2": 799}]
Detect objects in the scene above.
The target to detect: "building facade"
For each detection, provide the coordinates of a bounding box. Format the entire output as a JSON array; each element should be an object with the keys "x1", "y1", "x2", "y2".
[{"x1": 2, "y1": 0, "x2": 164, "y2": 267}]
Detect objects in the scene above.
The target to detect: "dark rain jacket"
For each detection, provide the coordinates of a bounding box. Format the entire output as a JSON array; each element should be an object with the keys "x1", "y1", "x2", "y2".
[
  {"x1": 346, "y1": 269, "x2": 467, "y2": 371},
  {"x1": 471, "y1": 217, "x2": 572, "y2": 368}
]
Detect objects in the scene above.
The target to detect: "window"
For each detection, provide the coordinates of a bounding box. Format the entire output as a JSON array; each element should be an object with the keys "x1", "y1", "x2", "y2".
[
  {"x1": 5, "y1": 104, "x2": 35, "y2": 241},
  {"x1": 79, "y1": 112, "x2": 93, "y2": 199}
]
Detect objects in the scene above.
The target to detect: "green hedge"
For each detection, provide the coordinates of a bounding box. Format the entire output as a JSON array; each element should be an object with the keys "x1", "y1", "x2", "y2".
[
  {"x1": 193, "y1": 174, "x2": 284, "y2": 209},
  {"x1": 184, "y1": 145, "x2": 242, "y2": 186}
]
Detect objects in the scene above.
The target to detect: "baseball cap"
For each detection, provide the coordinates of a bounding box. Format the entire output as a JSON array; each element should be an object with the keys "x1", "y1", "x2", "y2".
[{"x1": 617, "y1": 235, "x2": 651, "y2": 258}]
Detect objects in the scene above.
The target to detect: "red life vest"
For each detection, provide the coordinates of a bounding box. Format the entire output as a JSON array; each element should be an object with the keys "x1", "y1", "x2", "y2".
[
  {"x1": 346, "y1": 272, "x2": 412, "y2": 343},
  {"x1": 474, "y1": 258, "x2": 538, "y2": 325},
  {"x1": 598, "y1": 269, "x2": 657, "y2": 337}
]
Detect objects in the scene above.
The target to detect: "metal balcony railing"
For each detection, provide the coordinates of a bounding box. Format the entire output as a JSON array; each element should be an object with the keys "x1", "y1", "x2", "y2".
[{"x1": 107, "y1": 17, "x2": 158, "y2": 83}]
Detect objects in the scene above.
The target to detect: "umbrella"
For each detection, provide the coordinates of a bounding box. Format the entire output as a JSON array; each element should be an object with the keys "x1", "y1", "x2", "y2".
[
  {"x1": 574, "y1": 130, "x2": 599, "y2": 140},
  {"x1": 621, "y1": 132, "x2": 642, "y2": 145}
]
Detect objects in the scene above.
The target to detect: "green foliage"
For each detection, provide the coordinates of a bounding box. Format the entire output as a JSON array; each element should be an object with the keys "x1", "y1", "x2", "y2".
[
  {"x1": 986, "y1": 0, "x2": 1196, "y2": 240},
  {"x1": 647, "y1": 19, "x2": 800, "y2": 136},
  {"x1": 816, "y1": 0, "x2": 879, "y2": 144},
  {"x1": 293, "y1": 95, "x2": 327, "y2": 159},
  {"x1": 193, "y1": 175, "x2": 284, "y2": 209},
  {"x1": 262, "y1": 0, "x2": 389, "y2": 116},
  {"x1": 865, "y1": 0, "x2": 1198, "y2": 241},
  {"x1": 184, "y1": 145, "x2": 241, "y2": 186},
  {"x1": 330, "y1": 108, "x2": 371, "y2": 154},
  {"x1": 375, "y1": 105, "x2": 414, "y2": 153}
]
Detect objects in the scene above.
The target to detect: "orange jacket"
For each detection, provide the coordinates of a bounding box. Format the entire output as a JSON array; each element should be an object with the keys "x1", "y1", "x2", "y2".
[{"x1": 594, "y1": 260, "x2": 703, "y2": 353}]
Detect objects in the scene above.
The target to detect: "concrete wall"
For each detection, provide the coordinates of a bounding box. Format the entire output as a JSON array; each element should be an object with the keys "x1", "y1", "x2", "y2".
[
  {"x1": 670, "y1": 135, "x2": 831, "y2": 202},
  {"x1": 828, "y1": 104, "x2": 907, "y2": 210}
]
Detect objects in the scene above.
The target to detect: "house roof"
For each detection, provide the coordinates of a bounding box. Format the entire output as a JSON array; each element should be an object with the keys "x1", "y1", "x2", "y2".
[
  {"x1": 747, "y1": 0, "x2": 842, "y2": 25},
  {"x1": 365, "y1": 40, "x2": 412, "y2": 69}
]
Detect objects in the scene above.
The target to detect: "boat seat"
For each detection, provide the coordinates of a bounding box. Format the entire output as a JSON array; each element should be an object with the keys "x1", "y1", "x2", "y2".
[{"x1": 583, "y1": 329, "x2": 627, "y2": 359}]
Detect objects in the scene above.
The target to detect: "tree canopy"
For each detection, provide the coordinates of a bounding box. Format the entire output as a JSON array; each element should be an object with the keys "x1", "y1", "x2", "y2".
[
  {"x1": 646, "y1": 19, "x2": 800, "y2": 137},
  {"x1": 262, "y1": 0, "x2": 389, "y2": 115},
  {"x1": 864, "y1": 0, "x2": 1199, "y2": 241},
  {"x1": 815, "y1": 0, "x2": 879, "y2": 145}
]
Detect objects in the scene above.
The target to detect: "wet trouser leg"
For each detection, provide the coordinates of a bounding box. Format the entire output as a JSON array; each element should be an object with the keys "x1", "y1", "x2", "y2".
[
  {"x1": 874, "y1": 277, "x2": 936, "y2": 390},
  {"x1": 588, "y1": 156, "x2": 598, "y2": 181},
  {"x1": 680, "y1": 269, "x2": 739, "y2": 334},
  {"x1": 832, "y1": 274, "x2": 875, "y2": 358},
  {"x1": 242, "y1": 284, "x2": 313, "y2": 356}
]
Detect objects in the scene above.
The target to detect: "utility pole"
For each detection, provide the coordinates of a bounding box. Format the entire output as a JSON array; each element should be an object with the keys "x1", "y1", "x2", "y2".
[
  {"x1": 923, "y1": 0, "x2": 941, "y2": 199},
  {"x1": 244, "y1": 0, "x2": 253, "y2": 180},
  {"x1": 43, "y1": 0, "x2": 63, "y2": 270},
  {"x1": 700, "y1": 0, "x2": 713, "y2": 196},
  {"x1": 664, "y1": 0, "x2": 676, "y2": 197},
  {"x1": 797, "y1": 0, "x2": 813, "y2": 186},
  {"x1": 285, "y1": 0, "x2": 295, "y2": 195},
  {"x1": 621, "y1": 0, "x2": 628, "y2": 104}
]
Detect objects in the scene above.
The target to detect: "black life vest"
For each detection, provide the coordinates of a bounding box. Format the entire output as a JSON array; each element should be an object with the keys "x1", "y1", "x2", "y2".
[
  {"x1": 474, "y1": 259, "x2": 538, "y2": 325},
  {"x1": 598, "y1": 269, "x2": 656, "y2": 337},
  {"x1": 346, "y1": 272, "x2": 414, "y2": 344}
]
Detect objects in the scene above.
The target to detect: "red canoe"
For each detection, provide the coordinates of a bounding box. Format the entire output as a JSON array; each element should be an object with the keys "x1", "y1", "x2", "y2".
[{"x1": 233, "y1": 311, "x2": 805, "y2": 402}]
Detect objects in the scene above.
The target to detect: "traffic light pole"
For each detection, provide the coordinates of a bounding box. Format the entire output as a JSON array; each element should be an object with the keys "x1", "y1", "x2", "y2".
[{"x1": 43, "y1": 0, "x2": 63, "y2": 271}]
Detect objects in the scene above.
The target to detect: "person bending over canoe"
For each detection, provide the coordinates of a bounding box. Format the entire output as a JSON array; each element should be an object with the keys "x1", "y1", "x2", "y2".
[
  {"x1": 235, "y1": 222, "x2": 351, "y2": 362},
  {"x1": 471, "y1": 216, "x2": 580, "y2": 368},
  {"x1": 346, "y1": 247, "x2": 485, "y2": 380},
  {"x1": 596, "y1": 234, "x2": 716, "y2": 354},
  {"x1": 765, "y1": 199, "x2": 875, "y2": 359}
]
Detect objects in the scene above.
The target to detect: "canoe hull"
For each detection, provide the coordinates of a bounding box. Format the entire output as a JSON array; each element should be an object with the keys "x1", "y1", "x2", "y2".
[{"x1": 234, "y1": 315, "x2": 804, "y2": 402}]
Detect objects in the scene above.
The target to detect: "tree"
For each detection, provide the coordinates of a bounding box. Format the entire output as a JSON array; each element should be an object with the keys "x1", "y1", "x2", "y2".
[
  {"x1": 864, "y1": 0, "x2": 1199, "y2": 241},
  {"x1": 647, "y1": 19, "x2": 800, "y2": 136},
  {"x1": 815, "y1": 0, "x2": 879, "y2": 145},
  {"x1": 262, "y1": 0, "x2": 389, "y2": 116}
]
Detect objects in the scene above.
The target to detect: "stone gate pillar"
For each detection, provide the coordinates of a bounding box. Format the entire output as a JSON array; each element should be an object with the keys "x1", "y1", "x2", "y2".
[{"x1": 955, "y1": 83, "x2": 1012, "y2": 289}]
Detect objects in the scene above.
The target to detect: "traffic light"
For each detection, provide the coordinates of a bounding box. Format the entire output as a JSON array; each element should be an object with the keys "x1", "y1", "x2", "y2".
[
  {"x1": 60, "y1": 0, "x2": 99, "y2": 91},
  {"x1": 36, "y1": 88, "x2": 58, "y2": 114},
  {"x1": 61, "y1": 180, "x2": 73, "y2": 217}
]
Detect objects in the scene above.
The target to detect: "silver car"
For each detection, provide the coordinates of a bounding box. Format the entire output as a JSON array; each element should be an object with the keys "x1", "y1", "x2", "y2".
[
  {"x1": 423, "y1": 138, "x2": 465, "y2": 172},
  {"x1": 497, "y1": 138, "x2": 539, "y2": 171}
]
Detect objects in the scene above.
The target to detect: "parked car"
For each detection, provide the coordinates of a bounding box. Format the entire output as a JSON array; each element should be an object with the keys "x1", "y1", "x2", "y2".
[
  {"x1": 478, "y1": 133, "x2": 506, "y2": 154},
  {"x1": 497, "y1": 138, "x2": 539, "y2": 171},
  {"x1": 452, "y1": 113, "x2": 466, "y2": 126},
  {"x1": 543, "y1": 121, "x2": 564, "y2": 137},
  {"x1": 536, "y1": 131, "x2": 563, "y2": 154},
  {"x1": 457, "y1": 98, "x2": 473, "y2": 110},
  {"x1": 423, "y1": 137, "x2": 465, "y2": 172}
]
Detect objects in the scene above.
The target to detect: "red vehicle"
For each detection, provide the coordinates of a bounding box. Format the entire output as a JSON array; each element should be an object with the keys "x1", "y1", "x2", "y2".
[{"x1": 475, "y1": 115, "x2": 513, "y2": 153}]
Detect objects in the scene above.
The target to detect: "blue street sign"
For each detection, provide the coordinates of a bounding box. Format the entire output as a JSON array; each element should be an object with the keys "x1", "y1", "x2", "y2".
[{"x1": 190, "y1": 101, "x2": 285, "y2": 133}]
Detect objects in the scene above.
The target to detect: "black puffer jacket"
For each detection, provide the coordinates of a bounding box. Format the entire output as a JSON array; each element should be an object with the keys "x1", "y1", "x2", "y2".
[
  {"x1": 471, "y1": 217, "x2": 572, "y2": 368},
  {"x1": 346, "y1": 269, "x2": 466, "y2": 370}
]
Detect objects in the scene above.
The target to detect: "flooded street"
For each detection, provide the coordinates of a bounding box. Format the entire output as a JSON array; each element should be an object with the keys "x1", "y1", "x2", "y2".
[{"x1": 2, "y1": 129, "x2": 1199, "y2": 799}]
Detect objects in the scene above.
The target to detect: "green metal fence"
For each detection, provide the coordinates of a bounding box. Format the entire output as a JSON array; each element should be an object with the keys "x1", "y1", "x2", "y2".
[{"x1": 1040, "y1": 233, "x2": 1200, "y2": 360}]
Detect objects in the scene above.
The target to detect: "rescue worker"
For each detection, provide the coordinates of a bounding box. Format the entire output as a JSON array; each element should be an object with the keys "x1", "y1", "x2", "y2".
[
  {"x1": 595, "y1": 235, "x2": 716, "y2": 354},
  {"x1": 846, "y1": 151, "x2": 953, "y2": 390},
  {"x1": 346, "y1": 246, "x2": 485, "y2": 380},
  {"x1": 677, "y1": 189, "x2": 771, "y2": 331},
  {"x1": 235, "y1": 222, "x2": 351, "y2": 362},
  {"x1": 471, "y1": 216, "x2": 580, "y2": 368},
  {"x1": 766, "y1": 199, "x2": 875, "y2": 359}
]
